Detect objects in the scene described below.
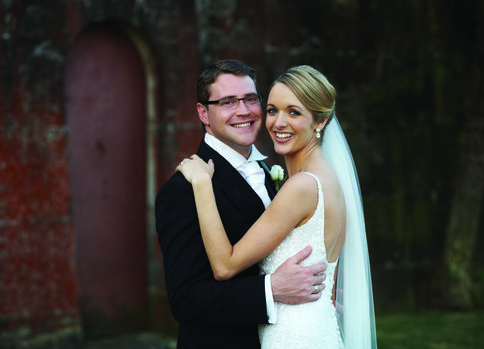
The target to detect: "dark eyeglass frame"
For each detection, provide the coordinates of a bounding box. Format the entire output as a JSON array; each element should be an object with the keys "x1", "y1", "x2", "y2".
[{"x1": 205, "y1": 94, "x2": 263, "y2": 109}]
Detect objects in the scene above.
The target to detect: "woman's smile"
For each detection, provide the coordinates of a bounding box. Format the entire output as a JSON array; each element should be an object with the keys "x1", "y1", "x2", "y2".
[{"x1": 274, "y1": 132, "x2": 294, "y2": 142}]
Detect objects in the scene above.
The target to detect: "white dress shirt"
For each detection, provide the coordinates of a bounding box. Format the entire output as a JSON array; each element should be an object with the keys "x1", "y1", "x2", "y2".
[{"x1": 205, "y1": 133, "x2": 277, "y2": 323}]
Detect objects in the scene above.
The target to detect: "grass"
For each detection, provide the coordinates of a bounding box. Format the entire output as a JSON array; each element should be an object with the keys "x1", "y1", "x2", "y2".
[
  {"x1": 82, "y1": 311, "x2": 483, "y2": 348},
  {"x1": 376, "y1": 311, "x2": 484, "y2": 348}
]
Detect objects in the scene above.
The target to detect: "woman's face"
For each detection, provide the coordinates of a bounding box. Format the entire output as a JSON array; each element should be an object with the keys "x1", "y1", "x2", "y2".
[{"x1": 265, "y1": 83, "x2": 318, "y2": 156}]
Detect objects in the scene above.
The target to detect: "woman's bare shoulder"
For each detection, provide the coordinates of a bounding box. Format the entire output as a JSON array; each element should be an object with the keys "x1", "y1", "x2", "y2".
[
  {"x1": 282, "y1": 171, "x2": 320, "y2": 194},
  {"x1": 275, "y1": 172, "x2": 319, "y2": 209}
]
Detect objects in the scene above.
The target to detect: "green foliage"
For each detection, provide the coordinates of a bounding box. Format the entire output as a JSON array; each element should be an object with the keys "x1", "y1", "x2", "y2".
[
  {"x1": 472, "y1": 264, "x2": 484, "y2": 306},
  {"x1": 376, "y1": 312, "x2": 484, "y2": 348}
]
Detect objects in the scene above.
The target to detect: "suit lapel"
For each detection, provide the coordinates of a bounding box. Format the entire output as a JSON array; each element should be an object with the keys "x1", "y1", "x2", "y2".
[
  {"x1": 197, "y1": 141, "x2": 266, "y2": 224},
  {"x1": 258, "y1": 160, "x2": 277, "y2": 200}
]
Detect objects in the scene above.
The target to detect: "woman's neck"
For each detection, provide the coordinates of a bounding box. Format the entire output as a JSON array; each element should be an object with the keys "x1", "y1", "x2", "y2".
[{"x1": 284, "y1": 142, "x2": 323, "y2": 177}]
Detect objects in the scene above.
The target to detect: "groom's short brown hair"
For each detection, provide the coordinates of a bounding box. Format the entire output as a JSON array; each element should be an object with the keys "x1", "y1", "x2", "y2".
[{"x1": 197, "y1": 59, "x2": 258, "y2": 105}]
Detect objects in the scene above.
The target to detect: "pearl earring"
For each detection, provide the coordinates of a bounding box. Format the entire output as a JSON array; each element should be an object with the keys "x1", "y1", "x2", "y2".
[{"x1": 316, "y1": 128, "x2": 321, "y2": 139}]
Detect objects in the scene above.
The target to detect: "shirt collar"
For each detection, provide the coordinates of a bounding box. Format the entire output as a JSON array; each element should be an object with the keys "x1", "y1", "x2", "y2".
[{"x1": 204, "y1": 133, "x2": 267, "y2": 170}]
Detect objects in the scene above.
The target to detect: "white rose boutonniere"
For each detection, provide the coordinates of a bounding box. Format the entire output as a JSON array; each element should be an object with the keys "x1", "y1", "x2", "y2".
[{"x1": 270, "y1": 165, "x2": 285, "y2": 192}]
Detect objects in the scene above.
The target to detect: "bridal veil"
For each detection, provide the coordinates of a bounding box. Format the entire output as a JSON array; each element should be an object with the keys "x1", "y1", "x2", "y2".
[{"x1": 322, "y1": 116, "x2": 378, "y2": 348}]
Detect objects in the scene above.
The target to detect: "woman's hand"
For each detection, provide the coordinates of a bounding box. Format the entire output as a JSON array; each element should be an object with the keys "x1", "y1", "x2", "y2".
[{"x1": 176, "y1": 155, "x2": 214, "y2": 184}]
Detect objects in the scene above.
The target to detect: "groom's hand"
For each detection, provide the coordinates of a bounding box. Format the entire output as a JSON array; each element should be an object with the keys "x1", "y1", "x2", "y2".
[{"x1": 270, "y1": 246, "x2": 326, "y2": 305}]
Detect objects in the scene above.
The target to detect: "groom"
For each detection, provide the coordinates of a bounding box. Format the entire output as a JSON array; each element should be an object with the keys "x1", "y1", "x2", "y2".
[{"x1": 155, "y1": 59, "x2": 326, "y2": 349}]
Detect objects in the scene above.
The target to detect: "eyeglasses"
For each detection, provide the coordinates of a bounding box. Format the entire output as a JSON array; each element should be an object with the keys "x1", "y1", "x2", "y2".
[{"x1": 205, "y1": 94, "x2": 262, "y2": 109}]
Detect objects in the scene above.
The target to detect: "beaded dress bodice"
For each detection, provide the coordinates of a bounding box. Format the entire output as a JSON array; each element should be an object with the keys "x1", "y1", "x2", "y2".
[{"x1": 258, "y1": 172, "x2": 344, "y2": 349}]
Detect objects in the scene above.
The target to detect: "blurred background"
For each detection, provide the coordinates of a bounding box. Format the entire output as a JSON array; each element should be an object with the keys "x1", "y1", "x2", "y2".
[{"x1": 0, "y1": 0, "x2": 483, "y2": 348}]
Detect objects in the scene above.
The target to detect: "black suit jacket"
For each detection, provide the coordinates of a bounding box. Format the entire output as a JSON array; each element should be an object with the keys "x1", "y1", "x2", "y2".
[{"x1": 155, "y1": 140, "x2": 276, "y2": 349}]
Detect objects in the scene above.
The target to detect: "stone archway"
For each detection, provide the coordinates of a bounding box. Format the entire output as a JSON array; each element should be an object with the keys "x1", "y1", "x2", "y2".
[{"x1": 65, "y1": 23, "x2": 148, "y2": 338}]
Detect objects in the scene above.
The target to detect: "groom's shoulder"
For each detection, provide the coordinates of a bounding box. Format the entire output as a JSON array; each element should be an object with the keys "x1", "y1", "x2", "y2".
[
  {"x1": 157, "y1": 171, "x2": 190, "y2": 197},
  {"x1": 157, "y1": 141, "x2": 207, "y2": 194}
]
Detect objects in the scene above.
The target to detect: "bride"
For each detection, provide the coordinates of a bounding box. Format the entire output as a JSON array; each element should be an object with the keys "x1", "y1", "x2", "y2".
[{"x1": 178, "y1": 66, "x2": 377, "y2": 348}]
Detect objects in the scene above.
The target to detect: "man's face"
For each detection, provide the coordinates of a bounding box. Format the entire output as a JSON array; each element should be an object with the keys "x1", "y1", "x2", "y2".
[{"x1": 197, "y1": 74, "x2": 262, "y2": 158}]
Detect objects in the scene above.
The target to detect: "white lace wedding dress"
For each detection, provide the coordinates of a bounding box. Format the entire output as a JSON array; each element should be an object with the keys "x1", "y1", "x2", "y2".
[{"x1": 258, "y1": 172, "x2": 344, "y2": 349}]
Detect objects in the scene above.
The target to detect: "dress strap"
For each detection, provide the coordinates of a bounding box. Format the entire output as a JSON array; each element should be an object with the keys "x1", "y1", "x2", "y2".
[{"x1": 302, "y1": 172, "x2": 322, "y2": 193}]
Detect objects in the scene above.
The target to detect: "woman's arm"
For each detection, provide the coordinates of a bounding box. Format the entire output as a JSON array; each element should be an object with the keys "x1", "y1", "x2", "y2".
[
  {"x1": 178, "y1": 155, "x2": 317, "y2": 281},
  {"x1": 155, "y1": 173, "x2": 268, "y2": 324}
]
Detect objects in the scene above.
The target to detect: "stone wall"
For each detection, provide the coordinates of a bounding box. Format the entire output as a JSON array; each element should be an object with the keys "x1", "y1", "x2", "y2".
[
  {"x1": 0, "y1": 0, "x2": 200, "y2": 346},
  {"x1": 0, "y1": 0, "x2": 481, "y2": 346}
]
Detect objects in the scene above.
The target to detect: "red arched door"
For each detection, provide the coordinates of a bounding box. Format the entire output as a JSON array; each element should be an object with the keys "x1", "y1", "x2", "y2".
[{"x1": 65, "y1": 24, "x2": 147, "y2": 338}]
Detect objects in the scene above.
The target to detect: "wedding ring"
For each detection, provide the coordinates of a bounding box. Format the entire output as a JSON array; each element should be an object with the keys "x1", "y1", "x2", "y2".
[
  {"x1": 179, "y1": 161, "x2": 184, "y2": 166},
  {"x1": 312, "y1": 285, "x2": 319, "y2": 294}
]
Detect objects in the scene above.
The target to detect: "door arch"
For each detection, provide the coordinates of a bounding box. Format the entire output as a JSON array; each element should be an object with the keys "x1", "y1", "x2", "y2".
[{"x1": 65, "y1": 23, "x2": 147, "y2": 338}]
